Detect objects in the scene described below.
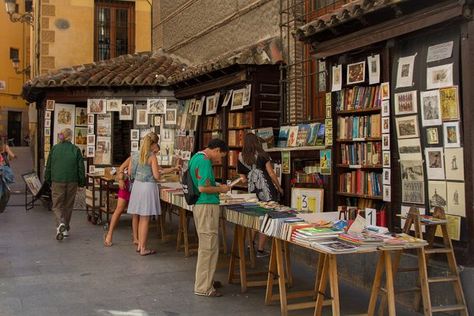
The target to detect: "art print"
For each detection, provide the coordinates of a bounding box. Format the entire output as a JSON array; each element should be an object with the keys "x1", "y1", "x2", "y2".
[
  {"x1": 381, "y1": 82, "x2": 390, "y2": 100},
  {"x1": 426, "y1": 127, "x2": 439, "y2": 145},
  {"x1": 96, "y1": 114, "x2": 112, "y2": 137},
  {"x1": 400, "y1": 160, "x2": 425, "y2": 204},
  {"x1": 86, "y1": 145, "x2": 95, "y2": 158},
  {"x1": 383, "y1": 169, "x2": 391, "y2": 185},
  {"x1": 290, "y1": 188, "x2": 324, "y2": 213},
  {"x1": 87, "y1": 99, "x2": 106, "y2": 114},
  {"x1": 231, "y1": 88, "x2": 246, "y2": 111},
  {"x1": 428, "y1": 181, "x2": 447, "y2": 210},
  {"x1": 119, "y1": 103, "x2": 133, "y2": 121},
  {"x1": 87, "y1": 134, "x2": 96, "y2": 146},
  {"x1": 46, "y1": 99, "x2": 55, "y2": 111},
  {"x1": 74, "y1": 127, "x2": 87, "y2": 156},
  {"x1": 381, "y1": 100, "x2": 390, "y2": 117},
  {"x1": 318, "y1": 60, "x2": 327, "y2": 92},
  {"x1": 147, "y1": 98, "x2": 166, "y2": 115},
  {"x1": 53, "y1": 103, "x2": 75, "y2": 144},
  {"x1": 420, "y1": 90, "x2": 442, "y2": 126},
  {"x1": 427, "y1": 63, "x2": 453, "y2": 90},
  {"x1": 445, "y1": 148, "x2": 464, "y2": 181},
  {"x1": 425, "y1": 147, "x2": 445, "y2": 179},
  {"x1": 161, "y1": 128, "x2": 174, "y2": 142},
  {"x1": 325, "y1": 92, "x2": 332, "y2": 106},
  {"x1": 75, "y1": 107, "x2": 88, "y2": 126},
  {"x1": 383, "y1": 185, "x2": 391, "y2": 202},
  {"x1": 165, "y1": 109, "x2": 177, "y2": 125},
  {"x1": 130, "y1": 129, "x2": 139, "y2": 141},
  {"x1": 443, "y1": 122, "x2": 460, "y2": 148},
  {"x1": 382, "y1": 134, "x2": 390, "y2": 150},
  {"x1": 136, "y1": 109, "x2": 149, "y2": 126},
  {"x1": 439, "y1": 86, "x2": 460, "y2": 121},
  {"x1": 331, "y1": 64, "x2": 342, "y2": 92},
  {"x1": 222, "y1": 90, "x2": 232, "y2": 107},
  {"x1": 446, "y1": 181, "x2": 466, "y2": 217},
  {"x1": 382, "y1": 117, "x2": 390, "y2": 134},
  {"x1": 282, "y1": 151, "x2": 290, "y2": 174},
  {"x1": 383, "y1": 151, "x2": 390, "y2": 167},
  {"x1": 88, "y1": 114, "x2": 94, "y2": 125},
  {"x1": 131, "y1": 141, "x2": 139, "y2": 152},
  {"x1": 154, "y1": 115, "x2": 162, "y2": 127},
  {"x1": 189, "y1": 99, "x2": 196, "y2": 114},
  {"x1": 398, "y1": 138, "x2": 422, "y2": 160},
  {"x1": 106, "y1": 99, "x2": 122, "y2": 112},
  {"x1": 396, "y1": 54, "x2": 416, "y2": 88},
  {"x1": 394, "y1": 91, "x2": 417, "y2": 115},
  {"x1": 94, "y1": 136, "x2": 111, "y2": 165},
  {"x1": 396, "y1": 115, "x2": 419, "y2": 139},
  {"x1": 206, "y1": 95, "x2": 218, "y2": 115},
  {"x1": 367, "y1": 54, "x2": 380, "y2": 85},
  {"x1": 320, "y1": 149, "x2": 331, "y2": 175},
  {"x1": 427, "y1": 41, "x2": 453, "y2": 63},
  {"x1": 45, "y1": 111, "x2": 52, "y2": 120},
  {"x1": 89, "y1": 165, "x2": 96, "y2": 174},
  {"x1": 44, "y1": 127, "x2": 50, "y2": 137},
  {"x1": 45, "y1": 119, "x2": 51, "y2": 128},
  {"x1": 346, "y1": 61, "x2": 365, "y2": 85},
  {"x1": 401, "y1": 160, "x2": 424, "y2": 181},
  {"x1": 87, "y1": 124, "x2": 94, "y2": 135},
  {"x1": 243, "y1": 84, "x2": 251, "y2": 106}
]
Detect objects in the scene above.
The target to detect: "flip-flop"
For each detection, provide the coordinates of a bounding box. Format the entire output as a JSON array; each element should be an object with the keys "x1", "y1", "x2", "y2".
[{"x1": 140, "y1": 249, "x2": 157, "y2": 256}]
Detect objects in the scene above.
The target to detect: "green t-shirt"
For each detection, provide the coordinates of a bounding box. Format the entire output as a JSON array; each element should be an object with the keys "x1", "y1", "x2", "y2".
[{"x1": 189, "y1": 152, "x2": 219, "y2": 205}]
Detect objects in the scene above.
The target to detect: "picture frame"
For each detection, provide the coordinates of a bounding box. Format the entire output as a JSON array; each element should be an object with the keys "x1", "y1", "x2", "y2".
[
  {"x1": 383, "y1": 151, "x2": 390, "y2": 167},
  {"x1": 46, "y1": 99, "x2": 55, "y2": 111},
  {"x1": 136, "y1": 109, "x2": 149, "y2": 125},
  {"x1": 382, "y1": 117, "x2": 390, "y2": 134},
  {"x1": 87, "y1": 114, "x2": 94, "y2": 125},
  {"x1": 425, "y1": 147, "x2": 445, "y2": 180},
  {"x1": 331, "y1": 64, "x2": 342, "y2": 92},
  {"x1": 381, "y1": 100, "x2": 390, "y2": 117},
  {"x1": 222, "y1": 90, "x2": 232, "y2": 107},
  {"x1": 382, "y1": 134, "x2": 390, "y2": 150},
  {"x1": 346, "y1": 61, "x2": 365, "y2": 85},
  {"x1": 426, "y1": 127, "x2": 439, "y2": 145},
  {"x1": 75, "y1": 107, "x2": 88, "y2": 126},
  {"x1": 439, "y1": 86, "x2": 460, "y2": 121},
  {"x1": 130, "y1": 129, "x2": 139, "y2": 141},
  {"x1": 87, "y1": 134, "x2": 96, "y2": 146},
  {"x1": 165, "y1": 109, "x2": 177, "y2": 125},
  {"x1": 380, "y1": 82, "x2": 390, "y2": 100},
  {"x1": 154, "y1": 115, "x2": 162, "y2": 127},
  {"x1": 367, "y1": 54, "x2": 380, "y2": 85},
  {"x1": 445, "y1": 148, "x2": 464, "y2": 181},
  {"x1": 206, "y1": 95, "x2": 218, "y2": 115},
  {"x1": 106, "y1": 99, "x2": 122, "y2": 112},
  {"x1": 131, "y1": 141, "x2": 139, "y2": 152},
  {"x1": 87, "y1": 99, "x2": 106, "y2": 114},
  {"x1": 44, "y1": 127, "x2": 50, "y2": 137},
  {"x1": 383, "y1": 169, "x2": 391, "y2": 185},
  {"x1": 87, "y1": 145, "x2": 95, "y2": 158},
  {"x1": 45, "y1": 119, "x2": 51, "y2": 128},
  {"x1": 231, "y1": 88, "x2": 246, "y2": 111},
  {"x1": 394, "y1": 91, "x2": 418, "y2": 115},
  {"x1": 119, "y1": 103, "x2": 133, "y2": 121},
  {"x1": 395, "y1": 115, "x2": 419, "y2": 139},
  {"x1": 45, "y1": 111, "x2": 52, "y2": 120},
  {"x1": 427, "y1": 63, "x2": 453, "y2": 90},
  {"x1": 290, "y1": 187, "x2": 324, "y2": 213},
  {"x1": 443, "y1": 122, "x2": 461, "y2": 148},
  {"x1": 420, "y1": 90, "x2": 442, "y2": 126},
  {"x1": 147, "y1": 98, "x2": 166, "y2": 115},
  {"x1": 22, "y1": 171, "x2": 42, "y2": 196}
]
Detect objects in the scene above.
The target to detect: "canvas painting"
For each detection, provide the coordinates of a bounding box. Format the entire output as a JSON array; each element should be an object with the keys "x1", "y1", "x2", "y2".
[
  {"x1": 381, "y1": 82, "x2": 390, "y2": 100},
  {"x1": 439, "y1": 86, "x2": 460, "y2": 121},
  {"x1": 331, "y1": 64, "x2": 342, "y2": 92},
  {"x1": 231, "y1": 89, "x2": 246, "y2": 110},
  {"x1": 106, "y1": 99, "x2": 122, "y2": 112},
  {"x1": 443, "y1": 122, "x2": 461, "y2": 148},
  {"x1": 119, "y1": 103, "x2": 133, "y2": 120},
  {"x1": 367, "y1": 55, "x2": 380, "y2": 85},
  {"x1": 420, "y1": 90, "x2": 442, "y2": 126},
  {"x1": 428, "y1": 181, "x2": 447, "y2": 210},
  {"x1": 425, "y1": 147, "x2": 445, "y2": 179},
  {"x1": 46, "y1": 99, "x2": 55, "y2": 111},
  {"x1": 398, "y1": 138, "x2": 422, "y2": 160},
  {"x1": 94, "y1": 136, "x2": 111, "y2": 165},
  {"x1": 446, "y1": 181, "x2": 466, "y2": 217},
  {"x1": 396, "y1": 115, "x2": 419, "y2": 139},
  {"x1": 136, "y1": 109, "x2": 149, "y2": 126},
  {"x1": 147, "y1": 98, "x2": 166, "y2": 115},
  {"x1": 75, "y1": 108, "x2": 88, "y2": 126},
  {"x1": 445, "y1": 148, "x2": 464, "y2": 181},
  {"x1": 165, "y1": 109, "x2": 177, "y2": 125},
  {"x1": 53, "y1": 103, "x2": 75, "y2": 145},
  {"x1": 87, "y1": 99, "x2": 106, "y2": 114},
  {"x1": 426, "y1": 127, "x2": 439, "y2": 145},
  {"x1": 427, "y1": 63, "x2": 453, "y2": 90},
  {"x1": 347, "y1": 61, "x2": 365, "y2": 85},
  {"x1": 396, "y1": 54, "x2": 416, "y2": 88},
  {"x1": 394, "y1": 91, "x2": 417, "y2": 115}
]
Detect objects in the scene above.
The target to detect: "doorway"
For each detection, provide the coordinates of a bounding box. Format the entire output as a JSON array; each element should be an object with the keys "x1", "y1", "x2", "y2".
[{"x1": 8, "y1": 111, "x2": 22, "y2": 146}]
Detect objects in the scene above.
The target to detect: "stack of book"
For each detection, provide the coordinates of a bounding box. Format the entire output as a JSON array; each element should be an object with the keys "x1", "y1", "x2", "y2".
[
  {"x1": 380, "y1": 233, "x2": 428, "y2": 249},
  {"x1": 310, "y1": 239, "x2": 360, "y2": 253},
  {"x1": 225, "y1": 203, "x2": 270, "y2": 230},
  {"x1": 337, "y1": 114, "x2": 381, "y2": 140},
  {"x1": 204, "y1": 116, "x2": 222, "y2": 131},
  {"x1": 256, "y1": 127, "x2": 275, "y2": 149},
  {"x1": 291, "y1": 227, "x2": 343, "y2": 246},
  {"x1": 338, "y1": 232, "x2": 385, "y2": 248},
  {"x1": 260, "y1": 210, "x2": 299, "y2": 237}
]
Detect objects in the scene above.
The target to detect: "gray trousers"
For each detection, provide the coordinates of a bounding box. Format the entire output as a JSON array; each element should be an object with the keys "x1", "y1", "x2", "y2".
[{"x1": 51, "y1": 182, "x2": 78, "y2": 229}]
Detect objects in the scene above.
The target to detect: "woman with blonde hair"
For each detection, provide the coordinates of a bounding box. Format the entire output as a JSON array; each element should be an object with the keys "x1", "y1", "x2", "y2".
[{"x1": 127, "y1": 132, "x2": 162, "y2": 255}]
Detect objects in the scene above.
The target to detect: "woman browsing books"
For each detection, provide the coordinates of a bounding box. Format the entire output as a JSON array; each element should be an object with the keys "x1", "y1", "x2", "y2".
[{"x1": 238, "y1": 133, "x2": 284, "y2": 257}]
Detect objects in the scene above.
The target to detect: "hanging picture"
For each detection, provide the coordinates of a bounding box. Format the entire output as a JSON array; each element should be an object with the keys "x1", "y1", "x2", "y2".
[
  {"x1": 318, "y1": 60, "x2": 327, "y2": 92},
  {"x1": 94, "y1": 136, "x2": 111, "y2": 165},
  {"x1": 231, "y1": 88, "x2": 246, "y2": 110},
  {"x1": 130, "y1": 129, "x2": 139, "y2": 141},
  {"x1": 443, "y1": 122, "x2": 461, "y2": 148},
  {"x1": 445, "y1": 148, "x2": 464, "y2": 181},
  {"x1": 119, "y1": 103, "x2": 133, "y2": 121},
  {"x1": 439, "y1": 86, "x2": 460, "y2": 121},
  {"x1": 346, "y1": 61, "x2": 365, "y2": 85},
  {"x1": 383, "y1": 151, "x2": 390, "y2": 167},
  {"x1": 46, "y1": 99, "x2": 55, "y2": 111},
  {"x1": 367, "y1": 54, "x2": 380, "y2": 85},
  {"x1": 44, "y1": 128, "x2": 50, "y2": 137},
  {"x1": 74, "y1": 127, "x2": 87, "y2": 156},
  {"x1": 383, "y1": 169, "x2": 391, "y2": 185},
  {"x1": 425, "y1": 147, "x2": 445, "y2": 179},
  {"x1": 426, "y1": 127, "x2": 440, "y2": 145},
  {"x1": 45, "y1": 119, "x2": 51, "y2": 128},
  {"x1": 165, "y1": 109, "x2": 177, "y2": 125},
  {"x1": 319, "y1": 149, "x2": 331, "y2": 175},
  {"x1": 396, "y1": 54, "x2": 416, "y2": 88},
  {"x1": 427, "y1": 63, "x2": 453, "y2": 90},
  {"x1": 382, "y1": 117, "x2": 390, "y2": 134},
  {"x1": 147, "y1": 98, "x2": 166, "y2": 115},
  {"x1": 53, "y1": 103, "x2": 75, "y2": 144},
  {"x1": 400, "y1": 160, "x2": 425, "y2": 204},
  {"x1": 189, "y1": 99, "x2": 196, "y2": 114},
  {"x1": 427, "y1": 41, "x2": 453, "y2": 63},
  {"x1": 420, "y1": 90, "x2": 442, "y2": 126},
  {"x1": 136, "y1": 109, "x2": 149, "y2": 125},
  {"x1": 45, "y1": 111, "x2": 52, "y2": 120},
  {"x1": 86, "y1": 145, "x2": 95, "y2": 158},
  {"x1": 383, "y1": 185, "x2": 391, "y2": 202},
  {"x1": 96, "y1": 113, "x2": 112, "y2": 136},
  {"x1": 394, "y1": 91, "x2": 417, "y2": 115},
  {"x1": 446, "y1": 181, "x2": 466, "y2": 217},
  {"x1": 282, "y1": 151, "x2": 290, "y2": 174},
  {"x1": 87, "y1": 124, "x2": 94, "y2": 135},
  {"x1": 222, "y1": 90, "x2": 232, "y2": 107},
  {"x1": 331, "y1": 64, "x2": 342, "y2": 92},
  {"x1": 131, "y1": 141, "x2": 139, "y2": 152},
  {"x1": 206, "y1": 94, "x2": 219, "y2": 115},
  {"x1": 395, "y1": 115, "x2": 419, "y2": 139},
  {"x1": 161, "y1": 128, "x2": 174, "y2": 142},
  {"x1": 398, "y1": 138, "x2": 422, "y2": 160},
  {"x1": 154, "y1": 115, "x2": 162, "y2": 127},
  {"x1": 381, "y1": 100, "x2": 390, "y2": 117},
  {"x1": 105, "y1": 99, "x2": 121, "y2": 112},
  {"x1": 382, "y1": 134, "x2": 390, "y2": 150},
  {"x1": 87, "y1": 114, "x2": 94, "y2": 125},
  {"x1": 87, "y1": 134, "x2": 96, "y2": 146},
  {"x1": 87, "y1": 99, "x2": 106, "y2": 114},
  {"x1": 428, "y1": 181, "x2": 447, "y2": 210},
  {"x1": 75, "y1": 108, "x2": 88, "y2": 126},
  {"x1": 243, "y1": 84, "x2": 251, "y2": 106},
  {"x1": 291, "y1": 188, "x2": 324, "y2": 212},
  {"x1": 380, "y1": 82, "x2": 390, "y2": 100},
  {"x1": 89, "y1": 165, "x2": 96, "y2": 174}
]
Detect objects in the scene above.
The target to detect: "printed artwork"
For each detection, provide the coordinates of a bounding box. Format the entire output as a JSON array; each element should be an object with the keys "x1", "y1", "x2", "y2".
[
  {"x1": 394, "y1": 91, "x2": 417, "y2": 115},
  {"x1": 439, "y1": 86, "x2": 460, "y2": 121},
  {"x1": 446, "y1": 182, "x2": 466, "y2": 217},
  {"x1": 398, "y1": 138, "x2": 422, "y2": 160},
  {"x1": 367, "y1": 55, "x2": 380, "y2": 85},
  {"x1": 75, "y1": 107, "x2": 88, "y2": 126},
  {"x1": 74, "y1": 127, "x2": 87, "y2": 157},
  {"x1": 94, "y1": 136, "x2": 111, "y2": 165},
  {"x1": 382, "y1": 117, "x2": 390, "y2": 134},
  {"x1": 87, "y1": 134, "x2": 96, "y2": 145},
  {"x1": 206, "y1": 94, "x2": 219, "y2": 115},
  {"x1": 96, "y1": 114, "x2": 112, "y2": 137},
  {"x1": 427, "y1": 63, "x2": 453, "y2": 90},
  {"x1": 119, "y1": 103, "x2": 133, "y2": 121},
  {"x1": 381, "y1": 82, "x2": 390, "y2": 100},
  {"x1": 231, "y1": 89, "x2": 246, "y2": 110},
  {"x1": 396, "y1": 54, "x2": 416, "y2": 88},
  {"x1": 347, "y1": 61, "x2": 365, "y2": 85},
  {"x1": 243, "y1": 84, "x2": 251, "y2": 106},
  {"x1": 381, "y1": 100, "x2": 390, "y2": 117},
  {"x1": 130, "y1": 129, "x2": 139, "y2": 141},
  {"x1": 443, "y1": 122, "x2": 461, "y2": 148},
  {"x1": 331, "y1": 64, "x2": 342, "y2": 92},
  {"x1": 445, "y1": 148, "x2": 464, "y2": 181},
  {"x1": 400, "y1": 160, "x2": 425, "y2": 204},
  {"x1": 382, "y1": 134, "x2": 390, "y2": 150},
  {"x1": 383, "y1": 151, "x2": 390, "y2": 167},
  {"x1": 161, "y1": 128, "x2": 174, "y2": 142},
  {"x1": 383, "y1": 169, "x2": 391, "y2": 185},
  {"x1": 131, "y1": 141, "x2": 139, "y2": 152},
  {"x1": 222, "y1": 90, "x2": 232, "y2": 107},
  {"x1": 282, "y1": 151, "x2": 290, "y2": 174},
  {"x1": 320, "y1": 149, "x2": 331, "y2": 175},
  {"x1": 420, "y1": 90, "x2": 442, "y2": 126},
  {"x1": 45, "y1": 111, "x2": 52, "y2": 120},
  {"x1": 53, "y1": 103, "x2": 75, "y2": 145},
  {"x1": 426, "y1": 127, "x2": 439, "y2": 145},
  {"x1": 88, "y1": 114, "x2": 94, "y2": 125},
  {"x1": 154, "y1": 115, "x2": 162, "y2": 127},
  {"x1": 427, "y1": 41, "x2": 453, "y2": 63},
  {"x1": 87, "y1": 99, "x2": 106, "y2": 114},
  {"x1": 87, "y1": 145, "x2": 95, "y2": 158},
  {"x1": 147, "y1": 98, "x2": 166, "y2": 114},
  {"x1": 383, "y1": 185, "x2": 391, "y2": 202},
  {"x1": 106, "y1": 99, "x2": 122, "y2": 112},
  {"x1": 46, "y1": 99, "x2": 55, "y2": 111},
  {"x1": 395, "y1": 115, "x2": 419, "y2": 139},
  {"x1": 425, "y1": 147, "x2": 445, "y2": 180},
  {"x1": 136, "y1": 109, "x2": 149, "y2": 125},
  {"x1": 87, "y1": 124, "x2": 94, "y2": 135},
  {"x1": 291, "y1": 188, "x2": 324, "y2": 213},
  {"x1": 44, "y1": 127, "x2": 50, "y2": 137},
  {"x1": 165, "y1": 109, "x2": 177, "y2": 125},
  {"x1": 428, "y1": 181, "x2": 447, "y2": 210}
]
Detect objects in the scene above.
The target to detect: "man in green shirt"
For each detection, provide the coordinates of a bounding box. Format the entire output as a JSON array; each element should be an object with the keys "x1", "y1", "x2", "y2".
[
  {"x1": 45, "y1": 128, "x2": 85, "y2": 240},
  {"x1": 189, "y1": 139, "x2": 230, "y2": 297}
]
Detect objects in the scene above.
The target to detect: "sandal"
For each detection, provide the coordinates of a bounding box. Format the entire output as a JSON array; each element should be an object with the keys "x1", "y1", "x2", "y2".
[{"x1": 139, "y1": 249, "x2": 156, "y2": 256}]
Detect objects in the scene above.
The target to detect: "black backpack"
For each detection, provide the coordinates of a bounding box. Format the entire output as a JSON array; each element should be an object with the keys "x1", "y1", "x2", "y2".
[{"x1": 181, "y1": 166, "x2": 200, "y2": 205}]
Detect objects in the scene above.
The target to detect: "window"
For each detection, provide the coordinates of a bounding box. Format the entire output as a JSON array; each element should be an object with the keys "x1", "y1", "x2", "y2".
[
  {"x1": 307, "y1": 0, "x2": 350, "y2": 20},
  {"x1": 94, "y1": 1, "x2": 135, "y2": 61},
  {"x1": 10, "y1": 48, "x2": 19, "y2": 61}
]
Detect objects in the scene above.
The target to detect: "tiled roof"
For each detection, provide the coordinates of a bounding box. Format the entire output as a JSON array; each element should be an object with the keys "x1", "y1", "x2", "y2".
[{"x1": 26, "y1": 51, "x2": 188, "y2": 88}]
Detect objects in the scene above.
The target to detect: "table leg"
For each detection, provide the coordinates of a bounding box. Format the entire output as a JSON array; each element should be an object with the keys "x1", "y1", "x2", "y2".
[
  {"x1": 283, "y1": 241, "x2": 293, "y2": 288},
  {"x1": 328, "y1": 254, "x2": 340, "y2": 316},
  {"x1": 220, "y1": 217, "x2": 227, "y2": 254},
  {"x1": 275, "y1": 239, "x2": 288, "y2": 316},
  {"x1": 176, "y1": 208, "x2": 184, "y2": 252},
  {"x1": 237, "y1": 225, "x2": 248, "y2": 293},
  {"x1": 315, "y1": 253, "x2": 329, "y2": 316},
  {"x1": 384, "y1": 251, "x2": 396, "y2": 316},
  {"x1": 228, "y1": 225, "x2": 238, "y2": 284},
  {"x1": 184, "y1": 213, "x2": 190, "y2": 257},
  {"x1": 265, "y1": 238, "x2": 277, "y2": 305},
  {"x1": 368, "y1": 252, "x2": 385, "y2": 316}
]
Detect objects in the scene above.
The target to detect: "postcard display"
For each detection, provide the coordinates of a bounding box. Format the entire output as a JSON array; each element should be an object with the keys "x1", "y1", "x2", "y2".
[{"x1": 392, "y1": 37, "x2": 464, "y2": 240}]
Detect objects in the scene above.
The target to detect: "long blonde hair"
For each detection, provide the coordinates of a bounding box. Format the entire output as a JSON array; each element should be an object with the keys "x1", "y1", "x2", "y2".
[{"x1": 139, "y1": 132, "x2": 159, "y2": 165}]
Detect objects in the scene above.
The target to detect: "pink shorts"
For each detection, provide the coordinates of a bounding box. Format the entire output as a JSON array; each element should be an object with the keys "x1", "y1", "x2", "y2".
[{"x1": 117, "y1": 180, "x2": 131, "y2": 201}]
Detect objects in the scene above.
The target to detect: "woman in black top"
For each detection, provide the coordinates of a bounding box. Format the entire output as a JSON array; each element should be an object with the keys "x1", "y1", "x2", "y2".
[{"x1": 238, "y1": 133, "x2": 283, "y2": 256}]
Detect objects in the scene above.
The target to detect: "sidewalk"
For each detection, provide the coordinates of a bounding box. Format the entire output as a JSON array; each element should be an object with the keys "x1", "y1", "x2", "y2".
[{"x1": 0, "y1": 194, "x2": 421, "y2": 316}]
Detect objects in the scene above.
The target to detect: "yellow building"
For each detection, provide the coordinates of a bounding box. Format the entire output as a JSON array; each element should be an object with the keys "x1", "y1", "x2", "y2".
[{"x1": 0, "y1": 1, "x2": 31, "y2": 145}]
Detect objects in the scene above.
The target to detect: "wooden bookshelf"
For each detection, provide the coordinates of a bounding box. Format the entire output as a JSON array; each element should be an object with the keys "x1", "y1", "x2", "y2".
[
  {"x1": 337, "y1": 107, "x2": 382, "y2": 115},
  {"x1": 265, "y1": 145, "x2": 327, "y2": 152},
  {"x1": 336, "y1": 192, "x2": 383, "y2": 200},
  {"x1": 337, "y1": 164, "x2": 383, "y2": 169}
]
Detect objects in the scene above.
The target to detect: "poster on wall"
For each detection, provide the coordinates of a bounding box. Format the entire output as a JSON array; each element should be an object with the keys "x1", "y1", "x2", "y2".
[
  {"x1": 420, "y1": 90, "x2": 442, "y2": 126},
  {"x1": 74, "y1": 127, "x2": 87, "y2": 157},
  {"x1": 367, "y1": 54, "x2": 380, "y2": 85},
  {"x1": 427, "y1": 63, "x2": 453, "y2": 90},
  {"x1": 53, "y1": 103, "x2": 75, "y2": 145},
  {"x1": 94, "y1": 136, "x2": 111, "y2": 165},
  {"x1": 445, "y1": 148, "x2": 464, "y2": 181},
  {"x1": 396, "y1": 54, "x2": 416, "y2": 88},
  {"x1": 75, "y1": 108, "x2": 88, "y2": 126},
  {"x1": 400, "y1": 160, "x2": 425, "y2": 204},
  {"x1": 96, "y1": 114, "x2": 112, "y2": 136}
]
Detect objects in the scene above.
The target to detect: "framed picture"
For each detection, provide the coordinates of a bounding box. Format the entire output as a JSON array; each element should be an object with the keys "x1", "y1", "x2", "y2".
[
  {"x1": 94, "y1": 136, "x2": 111, "y2": 165},
  {"x1": 147, "y1": 98, "x2": 166, "y2": 115},
  {"x1": 382, "y1": 134, "x2": 390, "y2": 150},
  {"x1": 231, "y1": 89, "x2": 246, "y2": 111},
  {"x1": 290, "y1": 187, "x2": 324, "y2": 213},
  {"x1": 222, "y1": 90, "x2": 232, "y2": 107},
  {"x1": 206, "y1": 95, "x2": 218, "y2": 115},
  {"x1": 44, "y1": 127, "x2": 50, "y2": 137},
  {"x1": 426, "y1": 127, "x2": 439, "y2": 145},
  {"x1": 395, "y1": 115, "x2": 419, "y2": 139},
  {"x1": 381, "y1": 100, "x2": 390, "y2": 117},
  {"x1": 87, "y1": 114, "x2": 94, "y2": 125},
  {"x1": 87, "y1": 145, "x2": 95, "y2": 158},
  {"x1": 106, "y1": 99, "x2": 122, "y2": 112},
  {"x1": 382, "y1": 117, "x2": 390, "y2": 134},
  {"x1": 319, "y1": 149, "x2": 331, "y2": 175},
  {"x1": 383, "y1": 151, "x2": 390, "y2": 167},
  {"x1": 398, "y1": 138, "x2": 422, "y2": 160},
  {"x1": 427, "y1": 63, "x2": 453, "y2": 90},
  {"x1": 131, "y1": 141, "x2": 139, "y2": 152},
  {"x1": 447, "y1": 181, "x2": 466, "y2": 217},
  {"x1": 96, "y1": 114, "x2": 112, "y2": 136},
  {"x1": 380, "y1": 82, "x2": 390, "y2": 100},
  {"x1": 45, "y1": 111, "x2": 52, "y2": 120},
  {"x1": 394, "y1": 91, "x2": 417, "y2": 115},
  {"x1": 22, "y1": 171, "x2": 42, "y2": 196},
  {"x1": 154, "y1": 115, "x2": 162, "y2": 127},
  {"x1": 46, "y1": 99, "x2": 55, "y2": 111},
  {"x1": 53, "y1": 103, "x2": 75, "y2": 144},
  {"x1": 87, "y1": 134, "x2": 96, "y2": 146},
  {"x1": 165, "y1": 109, "x2": 177, "y2": 125},
  {"x1": 136, "y1": 109, "x2": 149, "y2": 125},
  {"x1": 425, "y1": 147, "x2": 445, "y2": 179},
  {"x1": 75, "y1": 107, "x2": 88, "y2": 126},
  {"x1": 119, "y1": 103, "x2": 133, "y2": 121},
  {"x1": 428, "y1": 181, "x2": 447, "y2": 210},
  {"x1": 443, "y1": 122, "x2": 460, "y2": 147},
  {"x1": 420, "y1": 90, "x2": 442, "y2": 126},
  {"x1": 87, "y1": 99, "x2": 106, "y2": 114},
  {"x1": 45, "y1": 119, "x2": 51, "y2": 128},
  {"x1": 331, "y1": 64, "x2": 342, "y2": 92},
  {"x1": 130, "y1": 129, "x2": 139, "y2": 141},
  {"x1": 445, "y1": 148, "x2": 464, "y2": 181},
  {"x1": 439, "y1": 86, "x2": 460, "y2": 121},
  {"x1": 243, "y1": 84, "x2": 251, "y2": 106},
  {"x1": 346, "y1": 61, "x2": 365, "y2": 85},
  {"x1": 367, "y1": 54, "x2": 380, "y2": 85},
  {"x1": 87, "y1": 124, "x2": 94, "y2": 135},
  {"x1": 383, "y1": 169, "x2": 391, "y2": 185},
  {"x1": 383, "y1": 185, "x2": 391, "y2": 202},
  {"x1": 396, "y1": 54, "x2": 416, "y2": 88}
]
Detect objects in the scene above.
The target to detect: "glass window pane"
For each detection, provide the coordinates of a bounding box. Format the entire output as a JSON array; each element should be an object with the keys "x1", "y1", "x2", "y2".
[
  {"x1": 115, "y1": 8, "x2": 129, "y2": 56},
  {"x1": 97, "y1": 7, "x2": 111, "y2": 60}
]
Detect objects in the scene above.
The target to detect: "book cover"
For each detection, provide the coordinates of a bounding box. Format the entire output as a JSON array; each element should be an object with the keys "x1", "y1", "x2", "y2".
[
  {"x1": 296, "y1": 124, "x2": 310, "y2": 147},
  {"x1": 278, "y1": 126, "x2": 290, "y2": 147},
  {"x1": 287, "y1": 126, "x2": 299, "y2": 147},
  {"x1": 316, "y1": 123, "x2": 325, "y2": 146},
  {"x1": 256, "y1": 127, "x2": 275, "y2": 149},
  {"x1": 306, "y1": 123, "x2": 320, "y2": 146}
]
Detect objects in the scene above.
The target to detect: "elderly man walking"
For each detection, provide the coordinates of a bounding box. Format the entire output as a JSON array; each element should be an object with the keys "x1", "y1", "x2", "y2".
[{"x1": 45, "y1": 128, "x2": 85, "y2": 240}]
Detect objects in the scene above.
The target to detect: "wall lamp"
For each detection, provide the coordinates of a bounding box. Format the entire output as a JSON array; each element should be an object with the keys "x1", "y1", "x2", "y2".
[{"x1": 4, "y1": 0, "x2": 33, "y2": 25}]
